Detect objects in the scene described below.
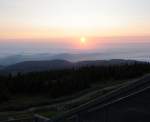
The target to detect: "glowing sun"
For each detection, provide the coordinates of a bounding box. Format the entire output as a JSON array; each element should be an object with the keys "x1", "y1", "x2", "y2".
[{"x1": 80, "y1": 37, "x2": 86, "y2": 44}]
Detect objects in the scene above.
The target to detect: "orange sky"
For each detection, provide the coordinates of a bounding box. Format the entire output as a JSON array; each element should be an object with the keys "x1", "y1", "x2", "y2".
[
  {"x1": 0, "y1": 24, "x2": 150, "y2": 40},
  {"x1": 0, "y1": 0, "x2": 150, "y2": 43}
]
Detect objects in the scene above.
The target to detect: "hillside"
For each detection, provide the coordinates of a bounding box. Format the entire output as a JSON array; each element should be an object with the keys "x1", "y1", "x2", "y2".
[
  {"x1": 0, "y1": 52, "x2": 137, "y2": 66},
  {"x1": 0, "y1": 65, "x2": 4, "y2": 69},
  {"x1": 2, "y1": 60, "x2": 73, "y2": 73},
  {"x1": 0, "y1": 59, "x2": 139, "y2": 74},
  {"x1": 0, "y1": 62, "x2": 150, "y2": 120}
]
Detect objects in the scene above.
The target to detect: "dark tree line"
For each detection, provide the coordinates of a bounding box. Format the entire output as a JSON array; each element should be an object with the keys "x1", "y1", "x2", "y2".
[{"x1": 0, "y1": 62, "x2": 150, "y2": 103}]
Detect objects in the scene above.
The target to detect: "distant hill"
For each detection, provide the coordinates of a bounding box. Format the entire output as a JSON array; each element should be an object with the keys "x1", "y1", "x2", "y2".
[
  {"x1": 1, "y1": 60, "x2": 73, "y2": 74},
  {"x1": 0, "y1": 54, "x2": 53, "y2": 66},
  {"x1": 76, "y1": 59, "x2": 137, "y2": 67},
  {"x1": 0, "y1": 65, "x2": 4, "y2": 70},
  {"x1": 0, "y1": 52, "x2": 128, "y2": 66},
  {"x1": 0, "y1": 59, "x2": 140, "y2": 74}
]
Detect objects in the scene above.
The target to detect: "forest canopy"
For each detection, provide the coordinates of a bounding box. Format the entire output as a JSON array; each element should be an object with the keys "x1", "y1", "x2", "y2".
[{"x1": 0, "y1": 62, "x2": 150, "y2": 103}]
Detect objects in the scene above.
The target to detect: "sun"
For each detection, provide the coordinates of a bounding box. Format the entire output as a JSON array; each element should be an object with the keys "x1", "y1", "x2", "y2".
[{"x1": 80, "y1": 37, "x2": 86, "y2": 44}]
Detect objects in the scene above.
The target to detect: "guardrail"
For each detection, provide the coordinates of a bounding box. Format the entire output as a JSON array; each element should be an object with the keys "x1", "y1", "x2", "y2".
[
  {"x1": 33, "y1": 114, "x2": 53, "y2": 122},
  {"x1": 1, "y1": 115, "x2": 52, "y2": 122},
  {"x1": 1, "y1": 118, "x2": 33, "y2": 122}
]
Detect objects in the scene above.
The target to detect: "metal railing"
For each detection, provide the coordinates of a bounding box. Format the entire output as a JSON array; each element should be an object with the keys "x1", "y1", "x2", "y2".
[
  {"x1": 33, "y1": 114, "x2": 52, "y2": 122},
  {"x1": 2, "y1": 118, "x2": 33, "y2": 122}
]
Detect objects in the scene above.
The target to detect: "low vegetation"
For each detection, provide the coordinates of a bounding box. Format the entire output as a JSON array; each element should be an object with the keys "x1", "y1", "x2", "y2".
[{"x1": 0, "y1": 62, "x2": 150, "y2": 112}]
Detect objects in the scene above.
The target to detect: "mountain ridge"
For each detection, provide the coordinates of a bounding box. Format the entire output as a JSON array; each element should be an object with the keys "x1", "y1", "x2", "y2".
[
  {"x1": 0, "y1": 59, "x2": 141, "y2": 74},
  {"x1": 0, "y1": 52, "x2": 128, "y2": 66}
]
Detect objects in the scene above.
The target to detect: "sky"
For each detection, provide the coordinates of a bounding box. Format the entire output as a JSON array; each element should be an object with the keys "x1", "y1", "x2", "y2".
[{"x1": 0, "y1": 0, "x2": 150, "y2": 54}]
